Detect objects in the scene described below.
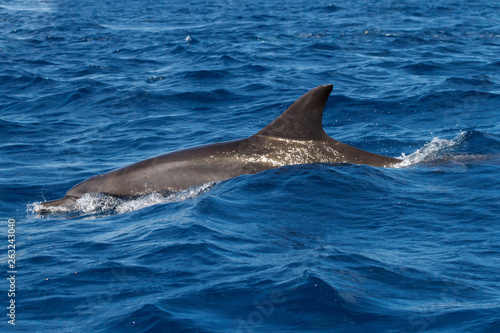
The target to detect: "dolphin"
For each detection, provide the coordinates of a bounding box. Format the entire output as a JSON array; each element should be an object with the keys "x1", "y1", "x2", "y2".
[{"x1": 36, "y1": 84, "x2": 401, "y2": 212}]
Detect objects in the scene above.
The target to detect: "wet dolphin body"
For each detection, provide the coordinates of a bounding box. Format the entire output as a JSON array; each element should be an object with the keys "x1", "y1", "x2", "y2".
[{"x1": 37, "y1": 84, "x2": 401, "y2": 212}]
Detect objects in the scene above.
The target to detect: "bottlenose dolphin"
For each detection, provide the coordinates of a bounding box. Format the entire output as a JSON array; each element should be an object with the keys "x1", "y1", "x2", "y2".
[{"x1": 37, "y1": 84, "x2": 401, "y2": 212}]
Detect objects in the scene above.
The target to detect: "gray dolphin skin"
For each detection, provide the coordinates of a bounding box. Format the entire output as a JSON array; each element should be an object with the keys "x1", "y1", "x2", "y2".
[{"x1": 37, "y1": 84, "x2": 402, "y2": 212}]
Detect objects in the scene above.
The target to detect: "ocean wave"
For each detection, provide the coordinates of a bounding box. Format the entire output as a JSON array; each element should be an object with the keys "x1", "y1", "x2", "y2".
[
  {"x1": 5, "y1": 0, "x2": 500, "y2": 331},
  {"x1": 182, "y1": 69, "x2": 229, "y2": 80}
]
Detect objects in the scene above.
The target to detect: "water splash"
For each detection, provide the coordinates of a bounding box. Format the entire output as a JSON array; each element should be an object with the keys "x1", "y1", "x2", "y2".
[
  {"x1": 397, "y1": 131, "x2": 467, "y2": 167},
  {"x1": 29, "y1": 182, "x2": 217, "y2": 216},
  {"x1": 113, "y1": 182, "x2": 216, "y2": 214}
]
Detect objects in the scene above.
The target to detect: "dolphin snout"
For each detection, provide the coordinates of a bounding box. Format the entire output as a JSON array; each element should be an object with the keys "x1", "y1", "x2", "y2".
[{"x1": 35, "y1": 196, "x2": 77, "y2": 213}]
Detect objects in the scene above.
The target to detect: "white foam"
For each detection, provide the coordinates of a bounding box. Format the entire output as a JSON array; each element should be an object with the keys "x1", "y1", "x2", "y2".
[
  {"x1": 114, "y1": 182, "x2": 215, "y2": 214},
  {"x1": 396, "y1": 131, "x2": 466, "y2": 167},
  {"x1": 29, "y1": 182, "x2": 217, "y2": 216}
]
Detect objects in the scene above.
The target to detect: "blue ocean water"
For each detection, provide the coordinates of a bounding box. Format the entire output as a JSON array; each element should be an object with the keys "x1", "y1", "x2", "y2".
[{"x1": 1, "y1": 0, "x2": 500, "y2": 331}]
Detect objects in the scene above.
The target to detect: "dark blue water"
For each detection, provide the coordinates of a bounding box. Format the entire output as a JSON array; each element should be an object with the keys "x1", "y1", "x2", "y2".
[{"x1": 1, "y1": 0, "x2": 500, "y2": 331}]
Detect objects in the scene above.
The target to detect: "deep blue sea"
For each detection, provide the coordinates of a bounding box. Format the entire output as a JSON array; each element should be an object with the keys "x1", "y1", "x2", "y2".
[{"x1": 1, "y1": 0, "x2": 500, "y2": 332}]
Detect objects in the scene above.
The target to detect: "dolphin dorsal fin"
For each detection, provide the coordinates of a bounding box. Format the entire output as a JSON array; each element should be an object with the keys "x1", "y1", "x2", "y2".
[{"x1": 255, "y1": 84, "x2": 333, "y2": 140}]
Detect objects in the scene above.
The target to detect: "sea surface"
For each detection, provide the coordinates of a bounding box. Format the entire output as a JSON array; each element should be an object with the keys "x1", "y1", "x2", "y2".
[{"x1": 1, "y1": 0, "x2": 499, "y2": 332}]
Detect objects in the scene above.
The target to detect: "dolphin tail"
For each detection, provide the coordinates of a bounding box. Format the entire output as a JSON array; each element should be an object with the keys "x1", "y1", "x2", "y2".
[{"x1": 35, "y1": 196, "x2": 77, "y2": 213}]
